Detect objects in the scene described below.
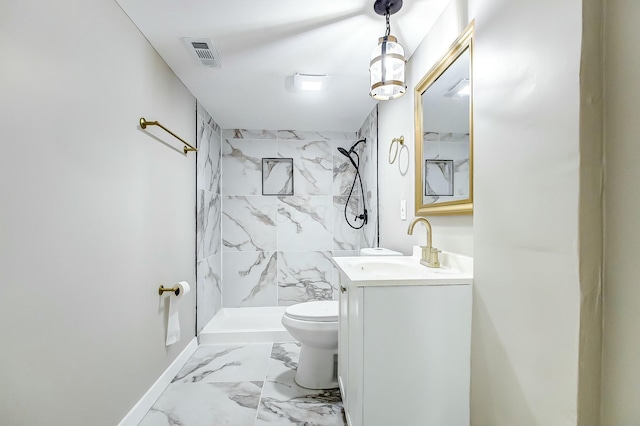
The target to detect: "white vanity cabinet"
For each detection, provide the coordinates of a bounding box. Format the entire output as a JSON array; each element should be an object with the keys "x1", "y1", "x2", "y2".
[{"x1": 335, "y1": 255, "x2": 472, "y2": 426}]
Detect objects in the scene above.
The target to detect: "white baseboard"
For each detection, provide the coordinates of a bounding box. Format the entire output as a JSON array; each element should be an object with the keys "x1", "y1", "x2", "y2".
[{"x1": 118, "y1": 337, "x2": 198, "y2": 426}]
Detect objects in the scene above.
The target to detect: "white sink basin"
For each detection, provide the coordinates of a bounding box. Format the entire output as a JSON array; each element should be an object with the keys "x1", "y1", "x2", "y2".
[
  {"x1": 333, "y1": 252, "x2": 473, "y2": 286},
  {"x1": 348, "y1": 258, "x2": 457, "y2": 276}
]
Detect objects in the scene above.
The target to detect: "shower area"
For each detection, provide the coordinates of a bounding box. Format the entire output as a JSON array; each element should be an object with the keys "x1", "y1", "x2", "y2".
[{"x1": 195, "y1": 100, "x2": 379, "y2": 336}]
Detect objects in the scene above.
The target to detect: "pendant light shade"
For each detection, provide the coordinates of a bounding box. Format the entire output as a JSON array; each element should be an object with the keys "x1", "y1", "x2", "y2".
[
  {"x1": 369, "y1": 35, "x2": 406, "y2": 100},
  {"x1": 369, "y1": 0, "x2": 406, "y2": 100}
]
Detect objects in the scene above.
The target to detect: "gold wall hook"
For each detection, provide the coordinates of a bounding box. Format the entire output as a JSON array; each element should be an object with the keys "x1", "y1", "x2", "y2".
[
  {"x1": 158, "y1": 285, "x2": 181, "y2": 296},
  {"x1": 140, "y1": 117, "x2": 198, "y2": 154}
]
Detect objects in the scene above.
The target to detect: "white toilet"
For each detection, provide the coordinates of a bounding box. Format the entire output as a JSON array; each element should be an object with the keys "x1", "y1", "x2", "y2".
[
  {"x1": 281, "y1": 247, "x2": 402, "y2": 390},
  {"x1": 282, "y1": 300, "x2": 339, "y2": 389}
]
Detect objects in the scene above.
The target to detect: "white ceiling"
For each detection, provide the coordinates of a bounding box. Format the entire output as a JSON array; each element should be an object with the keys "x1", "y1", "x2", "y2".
[{"x1": 115, "y1": 0, "x2": 449, "y2": 132}]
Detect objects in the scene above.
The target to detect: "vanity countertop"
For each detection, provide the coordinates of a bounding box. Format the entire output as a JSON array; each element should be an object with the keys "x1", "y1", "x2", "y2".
[{"x1": 332, "y1": 248, "x2": 473, "y2": 287}]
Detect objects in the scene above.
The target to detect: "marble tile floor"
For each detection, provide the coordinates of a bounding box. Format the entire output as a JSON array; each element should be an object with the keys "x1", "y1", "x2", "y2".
[{"x1": 139, "y1": 341, "x2": 345, "y2": 426}]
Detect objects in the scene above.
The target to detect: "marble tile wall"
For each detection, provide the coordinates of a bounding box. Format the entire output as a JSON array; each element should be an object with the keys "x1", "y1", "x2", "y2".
[
  {"x1": 220, "y1": 123, "x2": 377, "y2": 308},
  {"x1": 422, "y1": 130, "x2": 470, "y2": 203},
  {"x1": 357, "y1": 106, "x2": 378, "y2": 250},
  {"x1": 196, "y1": 101, "x2": 223, "y2": 333},
  {"x1": 195, "y1": 103, "x2": 379, "y2": 315}
]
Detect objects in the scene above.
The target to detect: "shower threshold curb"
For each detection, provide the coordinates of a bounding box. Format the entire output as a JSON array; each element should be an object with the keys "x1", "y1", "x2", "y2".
[{"x1": 199, "y1": 307, "x2": 294, "y2": 345}]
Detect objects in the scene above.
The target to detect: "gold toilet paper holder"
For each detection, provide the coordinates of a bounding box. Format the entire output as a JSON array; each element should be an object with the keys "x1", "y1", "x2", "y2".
[{"x1": 158, "y1": 285, "x2": 181, "y2": 296}]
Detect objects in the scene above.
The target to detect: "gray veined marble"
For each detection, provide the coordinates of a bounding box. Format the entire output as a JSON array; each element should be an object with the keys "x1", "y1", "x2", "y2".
[
  {"x1": 222, "y1": 139, "x2": 277, "y2": 196},
  {"x1": 319, "y1": 131, "x2": 358, "y2": 142},
  {"x1": 277, "y1": 251, "x2": 335, "y2": 305},
  {"x1": 331, "y1": 250, "x2": 359, "y2": 258},
  {"x1": 263, "y1": 158, "x2": 294, "y2": 196},
  {"x1": 139, "y1": 381, "x2": 263, "y2": 426},
  {"x1": 222, "y1": 251, "x2": 278, "y2": 307},
  {"x1": 356, "y1": 107, "x2": 378, "y2": 252},
  {"x1": 197, "y1": 100, "x2": 221, "y2": 135},
  {"x1": 360, "y1": 217, "x2": 376, "y2": 251},
  {"x1": 332, "y1": 140, "x2": 362, "y2": 197},
  {"x1": 173, "y1": 344, "x2": 272, "y2": 384},
  {"x1": 197, "y1": 120, "x2": 212, "y2": 188},
  {"x1": 196, "y1": 254, "x2": 222, "y2": 333},
  {"x1": 423, "y1": 131, "x2": 441, "y2": 142},
  {"x1": 270, "y1": 341, "x2": 300, "y2": 371},
  {"x1": 278, "y1": 139, "x2": 332, "y2": 196},
  {"x1": 276, "y1": 130, "x2": 357, "y2": 142},
  {"x1": 256, "y1": 390, "x2": 344, "y2": 426},
  {"x1": 210, "y1": 119, "x2": 377, "y2": 311},
  {"x1": 358, "y1": 188, "x2": 376, "y2": 249},
  {"x1": 425, "y1": 159, "x2": 454, "y2": 197},
  {"x1": 256, "y1": 342, "x2": 344, "y2": 426},
  {"x1": 197, "y1": 190, "x2": 221, "y2": 260},
  {"x1": 276, "y1": 195, "x2": 332, "y2": 251},
  {"x1": 139, "y1": 342, "x2": 345, "y2": 426},
  {"x1": 455, "y1": 157, "x2": 470, "y2": 172},
  {"x1": 359, "y1": 107, "x2": 377, "y2": 141},
  {"x1": 196, "y1": 119, "x2": 221, "y2": 194},
  {"x1": 223, "y1": 129, "x2": 278, "y2": 140},
  {"x1": 440, "y1": 132, "x2": 470, "y2": 142},
  {"x1": 423, "y1": 133, "x2": 470, "y2": 201},
  {"x1": 223, "y1": 196, "x2": 277, "y2": 251},
  {"x1": 332, "y1": 196, "x2": 361, "y2": 251},
  {"x1": 277, "y1": 130, "x2": 331, "y2": 141}
]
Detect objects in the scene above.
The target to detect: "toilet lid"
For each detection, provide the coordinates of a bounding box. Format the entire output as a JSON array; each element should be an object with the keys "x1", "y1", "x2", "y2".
[{"x1": 284, "y1": 301, "x2": 338, "y2": 322}]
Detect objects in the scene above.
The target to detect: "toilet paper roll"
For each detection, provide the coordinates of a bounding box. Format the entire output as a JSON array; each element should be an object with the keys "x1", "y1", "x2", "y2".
[{"x1": 165, "y1": 281, "x2": 190, "y2": 346}]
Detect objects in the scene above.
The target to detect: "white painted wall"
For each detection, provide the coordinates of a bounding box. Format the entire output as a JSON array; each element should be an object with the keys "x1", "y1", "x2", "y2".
[
  {"x1": 601, "y1": 0, "x2": 640, "y2": 423},
  {"x1": 577, "y1": 0, "x2": 603, "y2": 422},
  {"x1": 0, "y1": 1, "x2": 196, "y2": 424},
  {"x1": 471, "y1": 0, "x2": 586, "y2": 424},
  {"x1": 378, "y1": 0, "x2": 606, "y2": 424},
  {"x1": 378, "y1": 0, "x2": 473, "y2": 257}
]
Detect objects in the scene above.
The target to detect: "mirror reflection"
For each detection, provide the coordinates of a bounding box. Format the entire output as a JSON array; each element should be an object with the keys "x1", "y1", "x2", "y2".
[{"x1": 415, "y1": 23, "x2": 473, "y2": 215}]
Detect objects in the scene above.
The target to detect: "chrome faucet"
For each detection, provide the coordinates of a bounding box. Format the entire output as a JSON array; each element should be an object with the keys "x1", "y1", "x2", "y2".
[{"x1": 407, "y1": 217, "x2": 440, "y2": 268}]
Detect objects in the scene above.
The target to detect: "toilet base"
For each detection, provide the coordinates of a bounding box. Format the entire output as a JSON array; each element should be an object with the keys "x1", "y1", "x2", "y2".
[{"x1": 295, "y1": 345, "x2": 338, "y2": 390}]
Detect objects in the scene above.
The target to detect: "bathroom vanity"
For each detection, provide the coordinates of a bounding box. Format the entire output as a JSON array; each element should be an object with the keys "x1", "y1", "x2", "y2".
[{"x1": 333, "y1": 252, "x2": 473, "y2": 426}]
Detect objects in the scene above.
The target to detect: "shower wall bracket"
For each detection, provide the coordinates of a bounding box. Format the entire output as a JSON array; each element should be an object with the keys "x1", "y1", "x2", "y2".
[{"x1": 139, "y1": 117, "x2": 198, "y2": 154}]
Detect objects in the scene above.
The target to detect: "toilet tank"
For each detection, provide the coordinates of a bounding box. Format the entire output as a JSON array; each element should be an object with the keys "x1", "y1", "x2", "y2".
[{"x1": 359, "y1": 247, "x2": 402, "y2": 256}]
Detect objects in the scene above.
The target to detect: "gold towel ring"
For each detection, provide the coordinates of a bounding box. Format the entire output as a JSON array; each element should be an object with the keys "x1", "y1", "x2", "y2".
[{"x1": 389, "y1": 136, "x2": 404, "y2": 164}]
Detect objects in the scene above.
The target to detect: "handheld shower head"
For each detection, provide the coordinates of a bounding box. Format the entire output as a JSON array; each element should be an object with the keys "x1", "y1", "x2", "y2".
[
  {"x1": 336, "y1": 139, "x2": 368, "y2": 229},
  {"x1": 338, "y1": 147, "x2": 359, "y2": 170},
  {"x1": 337, "y1": 139, "x2": 366, "y2": 166},
  {"x1": 337, "y1": 139, "x2": 367, "y2": 157}
]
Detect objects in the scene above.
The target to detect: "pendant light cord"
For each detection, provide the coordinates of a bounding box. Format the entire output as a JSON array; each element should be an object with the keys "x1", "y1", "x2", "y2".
[{"x1": 385, "y1": 11, "x2": 391, "y2": 36}]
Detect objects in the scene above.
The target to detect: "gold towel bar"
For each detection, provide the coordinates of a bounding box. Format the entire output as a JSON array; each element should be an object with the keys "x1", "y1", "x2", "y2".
[
  {"x1": 140, "y1": 117, "x2": 197, "y2": 154},
  {"x1": 159, "y1": 285, "x2": 181, "y2": 296}
]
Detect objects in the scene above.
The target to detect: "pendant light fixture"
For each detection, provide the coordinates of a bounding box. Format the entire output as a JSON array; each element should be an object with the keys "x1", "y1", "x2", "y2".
[{"x1": 369, "y1": 0, "x2": 406, "y2": 100}]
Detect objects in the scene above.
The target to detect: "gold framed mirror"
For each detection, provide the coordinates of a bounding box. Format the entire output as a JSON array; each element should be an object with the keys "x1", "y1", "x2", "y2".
[{"x1": 414, "y1": 22, "x2": 474, "y2": 215}]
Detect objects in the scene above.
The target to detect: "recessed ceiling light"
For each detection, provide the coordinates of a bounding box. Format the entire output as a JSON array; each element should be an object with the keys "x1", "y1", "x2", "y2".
[{"x1": 293, "y1": 73, "x2": 330, "y2": 92}]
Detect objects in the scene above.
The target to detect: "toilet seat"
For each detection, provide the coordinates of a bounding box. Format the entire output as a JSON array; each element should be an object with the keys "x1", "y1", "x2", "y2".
[{"x1": 284, "y1": 301, "x2": 338, "y2": 322}]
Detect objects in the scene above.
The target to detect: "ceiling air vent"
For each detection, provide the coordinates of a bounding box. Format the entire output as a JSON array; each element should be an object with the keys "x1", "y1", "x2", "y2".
[{"x1": 182, "y1": 38, "x2": 222, "y2": 68}]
